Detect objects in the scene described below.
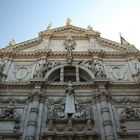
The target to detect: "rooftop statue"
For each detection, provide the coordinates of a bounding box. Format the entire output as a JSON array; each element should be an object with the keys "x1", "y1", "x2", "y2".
[
  {"x1": 47, "y1": 23, "x2": 52, "y2": 30},
  {"x1": 66, "y1": 17, "x2": 72, "y2": 26},
  {"x1": 9, "y1": 38, "x2": 16, "y2": 46},
  {"x1": 87, "y1": 25, "x2": 93, "y2": 30}
]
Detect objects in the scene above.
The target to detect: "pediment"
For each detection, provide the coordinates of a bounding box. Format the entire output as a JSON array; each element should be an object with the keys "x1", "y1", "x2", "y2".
[{"x1": 39, "y1": 25, "x2": 100, "y2": 39}]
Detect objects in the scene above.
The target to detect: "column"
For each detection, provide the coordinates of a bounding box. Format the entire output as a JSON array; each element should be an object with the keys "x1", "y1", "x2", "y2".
[
  {"x1": 60, "y1": 66, "x2": 64, "y2": 82},
  {"x1": 100, "y1": 92, "x2": 115, "y2": 140},
  {"x1": 25, "y1": 86, "x2": 43, "y2": 140},
  {"x1": 76, "y1": 66, "x2": 79, "y2": 82}
]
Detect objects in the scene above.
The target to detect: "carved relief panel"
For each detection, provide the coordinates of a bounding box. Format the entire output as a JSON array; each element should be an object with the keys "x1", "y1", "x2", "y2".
[
  {"x1": 105, "y1": 62, "x2": 133, "y2": 82},
  {"x1": 6, "y1": 62, "x2": 35, "y2": 82}
]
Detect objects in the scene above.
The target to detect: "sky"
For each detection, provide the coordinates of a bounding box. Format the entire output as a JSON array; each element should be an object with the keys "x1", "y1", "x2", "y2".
[{"x1": 0, "y1": 0, "x2": 140, "y2": 49}]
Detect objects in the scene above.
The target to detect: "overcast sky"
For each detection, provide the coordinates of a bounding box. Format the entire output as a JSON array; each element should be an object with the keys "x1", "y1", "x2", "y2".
[{"x1": 0, "y1": 0, "x2": 140, "y2": 49}]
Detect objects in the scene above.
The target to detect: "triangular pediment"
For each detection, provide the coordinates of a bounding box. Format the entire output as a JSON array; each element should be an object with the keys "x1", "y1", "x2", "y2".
[
  {"x1": 39, "y1": 25, "x2": 100, "y2": 39},
  {"x1": 1, "y1": 25, "x2": 138, "y2": 55}
]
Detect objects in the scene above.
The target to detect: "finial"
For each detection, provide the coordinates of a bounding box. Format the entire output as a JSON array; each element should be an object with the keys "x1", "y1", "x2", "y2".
[
  {"x1": 9, "y1": 38, "x2": 16, "y2": 46},
  {"x1": 66, "y1": 17, "x2": 72, "y2": 26},
  {"x1": 87, "y1": 25, "x2": 92, "y2": 30},
  {"x1": 47, "y1": 23, "x2": 52, "y2": 30}
]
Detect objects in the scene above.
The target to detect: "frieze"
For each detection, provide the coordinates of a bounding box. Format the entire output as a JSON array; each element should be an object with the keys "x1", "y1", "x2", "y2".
[
  {"x1": 0, "y1": 97, "x2": 27, "y2": 104},
  {"x1": 112, "y1": 96, "x2": 140, "y2": 104}
]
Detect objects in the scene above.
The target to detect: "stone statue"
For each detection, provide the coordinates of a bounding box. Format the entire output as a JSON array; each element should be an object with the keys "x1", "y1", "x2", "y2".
[
  {"x1": 9, "y1": 38, "x2": 16, "y2": 46},
  {"x1": 0, "y1": 61, "x2": 5, "y2": 82},
  {"x1": 93, "y1": 59, "x2": 106, "y2": 78},
  {"x1": 0, "y1": 62, "x2": 4, "y2": 75},
  {"x1": 64, "y1": 36, "x2": 76, "y2": 57},
  {"x1": 87, "y1": 25, "x2": 93, "y2": 30},
  {"x1": 35, "y1": 61, "x2": 48, "y2": 78},
  {"x1": 47, "y1": 23, "x2": 52, "y2": 30},
  {"x1": 66, "y1": 17, "x2": 72, "y2": 26},
  {"x1": 65, "y1": 81, "x2": 75, "y2": 114},
  {"x1": 66, "y1": 81, "x2": 74, "y2": 95}
]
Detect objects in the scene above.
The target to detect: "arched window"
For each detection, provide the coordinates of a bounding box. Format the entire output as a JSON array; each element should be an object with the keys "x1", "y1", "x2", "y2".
[{"x1": 47, "y1": 65, "x2": 92, "y2": 82}]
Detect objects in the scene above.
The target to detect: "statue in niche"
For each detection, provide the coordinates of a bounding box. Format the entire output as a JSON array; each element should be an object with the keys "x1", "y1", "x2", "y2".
[
  {"x1": 93, "y1": 59, "x2": 106, "y2": 78},
  {"x1": 65, "y1": 81, "x2": 75, "y2": 114}
]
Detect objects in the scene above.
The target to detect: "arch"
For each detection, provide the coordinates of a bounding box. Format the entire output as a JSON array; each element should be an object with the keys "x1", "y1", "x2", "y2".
[{"x1": 45, "y1": 64, "x2": 95, "y2": 82}]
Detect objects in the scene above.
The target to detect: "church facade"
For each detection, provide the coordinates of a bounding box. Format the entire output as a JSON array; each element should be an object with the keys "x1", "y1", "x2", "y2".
[{"x1": 0, "y1": 20, "x2": 140, "y2": 140}]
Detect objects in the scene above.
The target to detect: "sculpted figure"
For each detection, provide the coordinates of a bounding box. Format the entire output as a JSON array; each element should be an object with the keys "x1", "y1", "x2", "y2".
[
  {"x1": 64, "y1": 36, "x2": 76, "y2": 57},
  {"x1": 93, "y1": 59, "x2": 106, "y2": 78},
  {"x1": 35, "y1": 60, "x2": 49, "y2": 78},
  {"x1": 66, "y1": 17, "x2": 72, "y2": 26},
  {"x1": 66, "y1": 81, "x2": 74, "y2": 95},
  {"x1": 0, "y1": 62, "x2": 4, "y2": 75}
]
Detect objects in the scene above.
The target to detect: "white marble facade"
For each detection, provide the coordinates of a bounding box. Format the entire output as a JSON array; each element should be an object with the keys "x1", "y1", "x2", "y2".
[{"x1": 0, "y1": 23, "x2": 140, "y2": 140}]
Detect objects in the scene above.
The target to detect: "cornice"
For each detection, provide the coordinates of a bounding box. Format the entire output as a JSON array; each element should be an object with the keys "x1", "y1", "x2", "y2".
[
  {"x1": 97, "y1": 37, "x2": 137, "y2": 52},
  {"x1": 0, "y1": 49, "x2": 140, "y2": 60},
  {"x1": 0, "y1": 81, "x2": 139, "y2": 90}
]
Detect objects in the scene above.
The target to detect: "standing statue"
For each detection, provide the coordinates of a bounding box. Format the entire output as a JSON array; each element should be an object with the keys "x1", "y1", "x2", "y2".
[
  {"x1": 65, "y1": 81, "x2": 75, "y2": 114},
  {"x1": 66, "y1": 17, "x2": 72, "y2": 26},
  {"x1": 63, "y1": 35, "x2": 76, "y2": 64},
  {"x1": 64, "y1": 36, "x2": 76, "y2": 57},
  {"x1": 66, "y1": 81, "x2": 74, "y2": 95}
]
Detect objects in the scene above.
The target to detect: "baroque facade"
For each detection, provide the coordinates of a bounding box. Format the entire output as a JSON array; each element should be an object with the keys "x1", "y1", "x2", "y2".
[{"x1": 0, "y1": 20, "x2": 140, "y2": 140}]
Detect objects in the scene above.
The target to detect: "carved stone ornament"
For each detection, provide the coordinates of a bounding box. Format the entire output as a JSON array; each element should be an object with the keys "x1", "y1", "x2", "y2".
[
  {"x1": 0, "y1": 97, "x2": 27, "y2": 104},
  {"x1": 35, "y1": 60, "x2": 59, "y2": 79},
  {"x1": 93, "y1": 59, "x2": 106, "y2": 79},
  {"x1": 112, "y1": 96, "x2": 140, "y2": 104},
  {"x1": 46, "y1": 97, "x2": 64, "y2": 119},
  {"x1": 0, "y1": 107, "x2": 20, "y2": 132},
  {"x1": 15, "y1": 66, "x2": 29, "y2": 80},
  {"x1": 120, "y1": 106, "x2": 140, "y2": 121},
  {"x1": 28, "y1": 92, "x2": 45, "y2": 103},
  {"x1": 0, "y1": 61, "x2": 6, "y2": 82},
  {"x1": 111, "y1": 66, "x2": 126, "y2": 80},
  {"x1": 63, "y1": 36, "x2": 76, "y2": 64}
]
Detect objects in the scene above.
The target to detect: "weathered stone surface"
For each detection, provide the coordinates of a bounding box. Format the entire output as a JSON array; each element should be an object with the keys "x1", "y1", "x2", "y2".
[{"x1": 0, "y1": 22, "x2": 140, "y2": 140}]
